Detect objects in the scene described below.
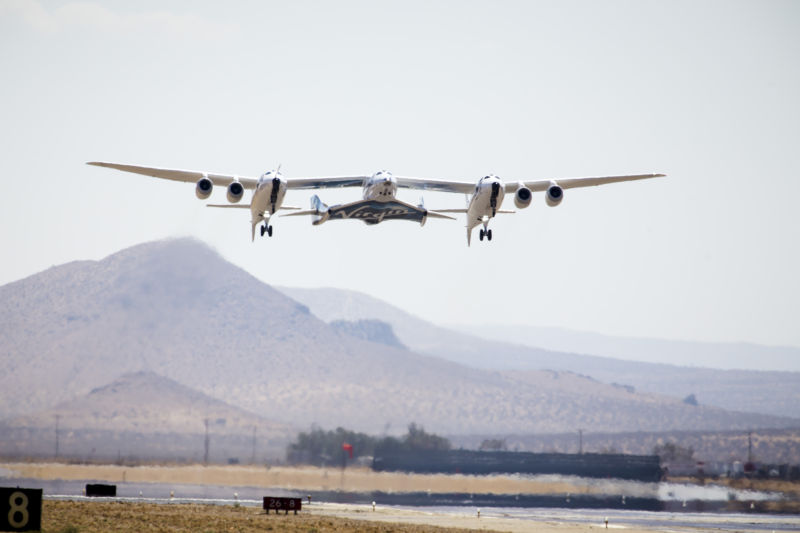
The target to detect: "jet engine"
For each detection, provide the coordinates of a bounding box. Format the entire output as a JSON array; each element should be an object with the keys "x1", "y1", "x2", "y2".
[
  {"x1": 514, "y1": 186, "x2": 532, "y2": 209},
  {"x1": 195, "y1": 176, "x2": 213, "y2": 200},
  {"x1": 546, "y1": 183, "x2": 563, "y2": 207},
  {"x1": 227, "y1": 181, "x2": 244, "y2": 203}
]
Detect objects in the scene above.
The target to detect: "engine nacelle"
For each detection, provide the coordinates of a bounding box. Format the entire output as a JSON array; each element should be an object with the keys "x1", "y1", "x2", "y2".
[
  {"x1": 514, "y1": 186, "x2": 532, "y2": 209},
  {"x1": 546, "y1": 183, "x2": 564, "y2": 207},
  {"x1": 227, "y1": 181, "x2": 244, "y2": 203},
  {"x1": 195, "y1": 176, "x2": 213, "y2": 200}
]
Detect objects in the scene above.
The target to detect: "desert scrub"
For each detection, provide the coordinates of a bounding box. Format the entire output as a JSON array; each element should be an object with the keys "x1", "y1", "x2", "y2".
[{"x1": 41, "y1": 500, "x2": 471, "y2": 533}]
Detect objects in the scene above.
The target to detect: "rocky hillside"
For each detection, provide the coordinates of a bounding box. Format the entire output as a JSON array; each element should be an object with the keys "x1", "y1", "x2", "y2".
[
  {"x1": 279, "y1": 286, "x2": 800, "y2": 419},
  {"x1": 1, "y1": 238, "x2": 797, "y2": 439},
  {"x1": 0, "y1": 372, "x2": 294, "y2": 461},
  {"x1": 330, "y1": 319, "x2": 406, "y2": 349}
]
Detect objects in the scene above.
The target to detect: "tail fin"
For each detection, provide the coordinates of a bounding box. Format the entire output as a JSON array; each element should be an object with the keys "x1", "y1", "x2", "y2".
[
  {"x1": 310, "y1": 194, "x2": 329, "y2": 225},
  {"x1": 282, "y1": 194, "x2": 330, "y2": 225}
]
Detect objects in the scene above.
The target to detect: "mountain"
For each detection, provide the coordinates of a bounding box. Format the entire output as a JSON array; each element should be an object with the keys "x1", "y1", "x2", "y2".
[
  {"x1": 276, "y1": 285, "x2": 478, "y2": 354},
  {"x1": 1, "y1": 238, "x2": 797, "y2": 440},
  {"x1": 278, "y1": 286, "x2": 800, "y2": 418},
  {"x1": 449, "y1": 323, "x2": 800, "y2": 372},
  {"x1": 330, "y1": 319, "x2": 406, "y2": 349},
  {"x1": 0, "y1": 372, "x2": 294, "y2": 461}
]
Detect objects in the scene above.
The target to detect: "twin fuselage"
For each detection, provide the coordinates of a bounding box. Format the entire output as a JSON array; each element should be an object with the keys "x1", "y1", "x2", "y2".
[{"x1": 250, "y1": 169, "x2": 504, "y2": 243}]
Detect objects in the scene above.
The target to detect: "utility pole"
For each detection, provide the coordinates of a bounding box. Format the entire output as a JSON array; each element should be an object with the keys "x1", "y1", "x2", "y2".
[
  {"x1": 744, "y1": 430, "x2": 755, "y2": 477},
  {"x1": 55, "y1": 414, "x2": 60, "y2": 459},
  {"x1": 251, "y1": 426, "x2": 257, "y2": 464},
  {"x1": 204, "y1": 418, "x2": 210, "y2": 465}
]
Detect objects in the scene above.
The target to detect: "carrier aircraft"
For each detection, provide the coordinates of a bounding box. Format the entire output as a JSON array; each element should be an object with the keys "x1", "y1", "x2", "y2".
[{"x1": 87, "y1": 162, "x2": 664, "y2": 245}]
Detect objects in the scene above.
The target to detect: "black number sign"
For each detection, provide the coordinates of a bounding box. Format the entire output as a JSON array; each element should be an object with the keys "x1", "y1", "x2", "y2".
[
  {"x1": 0, "y1": 488, "x2": 42, "y2": 532},
  {"x1": 263, "y1": 496, "x2": 302, "y2": 514}
]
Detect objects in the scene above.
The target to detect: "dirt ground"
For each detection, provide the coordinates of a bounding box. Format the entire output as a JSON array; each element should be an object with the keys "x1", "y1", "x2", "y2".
[
  {"x1": 40, "y1": 499, "x2": 661, "y2": 533},
  {"x1": 41, "y1": 500, "x2": 470, "y2": 533}
]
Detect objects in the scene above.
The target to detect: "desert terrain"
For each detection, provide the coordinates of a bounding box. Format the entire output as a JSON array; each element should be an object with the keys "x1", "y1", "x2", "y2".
[
  {"x1": 40, "y1": 500, "x2": 666, "y2": 533},
  {"x1": 2, "y1": 462, "x2": 641, "y2": 497}
]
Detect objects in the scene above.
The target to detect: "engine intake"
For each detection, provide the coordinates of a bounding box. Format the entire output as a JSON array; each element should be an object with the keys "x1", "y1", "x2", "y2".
[
  {"x1": 195, "y1": 176, "x2": 213, "y2": 200},
  {"x1": 546, "y1": 184, "x2": 563, "y2": 207},
  {"x1": 514, "y1": 186, "x2": 532, "y2": 209},
  {"x1": 227, "y1": 181, "x2": 244, "y2": 203}
]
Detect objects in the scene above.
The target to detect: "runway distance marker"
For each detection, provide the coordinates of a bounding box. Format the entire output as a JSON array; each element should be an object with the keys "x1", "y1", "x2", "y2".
[
  {"x1": 263, "y1": 497, "x2": 302, "y2": 515},
  {"x1": 0, "y1": 487, "x2": 42, "y2": 532},
  {"x1": 86, "y1": 484, "x2": 116, "y2": 497}
]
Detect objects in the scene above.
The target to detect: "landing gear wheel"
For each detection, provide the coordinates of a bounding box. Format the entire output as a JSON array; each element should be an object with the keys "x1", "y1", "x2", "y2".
[
  {"x1": 260, "y1": 224, "x2": 267, "y2": 237},
  {"x1": 267, "y1": 225, "x2": 273, "y2": 237},
  {"x1": 487, "y1": 229, "x2": 493, "y2": 241},
  {"x1": 479, "y1": 229, "x2": 485, "y2": 241}
]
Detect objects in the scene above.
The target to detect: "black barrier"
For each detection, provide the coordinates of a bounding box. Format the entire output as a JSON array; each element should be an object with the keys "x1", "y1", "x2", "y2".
[
  {"x1": 0, "y1": 487, "x2": 42, "y2": 532},
  {"x1": 263, "y1": 497, "x2": 301, "y2": 514},
  {"x1": 86, "y1": 484, "x2": 116, "y2": 497},
  {"x1": 373, "y1": 450, "x2": 664, "y2": 481}
]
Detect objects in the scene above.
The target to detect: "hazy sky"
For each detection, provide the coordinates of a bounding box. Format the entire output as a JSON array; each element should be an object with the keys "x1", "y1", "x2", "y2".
[{"x1": 1, "y1": 0, "x2": 799, "y2": 348}]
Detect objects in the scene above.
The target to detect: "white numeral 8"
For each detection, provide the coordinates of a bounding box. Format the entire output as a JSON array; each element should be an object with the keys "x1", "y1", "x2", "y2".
[{"x1": 8, "y1": 491, "x2": 29, "y2": 529}]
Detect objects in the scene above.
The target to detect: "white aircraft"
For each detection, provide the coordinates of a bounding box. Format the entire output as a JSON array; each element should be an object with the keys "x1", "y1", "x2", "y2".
[{"x1": 87, "y1": 162, "x2": 664, "y2": 245}]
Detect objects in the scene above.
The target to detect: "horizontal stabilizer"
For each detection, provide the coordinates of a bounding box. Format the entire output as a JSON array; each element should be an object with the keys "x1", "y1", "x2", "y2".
[
  {"x1": 282, "y1": 210, "x2": 318, "y2": 217},
  {"x1": 426, "y1": 211, "x2": 457, "y2": 220},
  {"x1": 207, "y1": 204, "x2": 249, "y2": 209},
  {"x1": 432, "y1": 208, "x2": 468, "y2": 213}
]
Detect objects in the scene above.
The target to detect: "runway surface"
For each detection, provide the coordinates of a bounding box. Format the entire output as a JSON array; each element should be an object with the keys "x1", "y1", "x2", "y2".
[{"x1": 5, "y1": 476, "x2": 799, "y2": 532}]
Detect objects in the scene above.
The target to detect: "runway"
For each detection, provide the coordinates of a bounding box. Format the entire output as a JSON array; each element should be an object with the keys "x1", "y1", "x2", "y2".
[
  {"x1": 4, "y1": 462, "x2": 800, "y2": 531},
  {"x1": 6, "y1": 476, "x2": 800, "y2": 532}
]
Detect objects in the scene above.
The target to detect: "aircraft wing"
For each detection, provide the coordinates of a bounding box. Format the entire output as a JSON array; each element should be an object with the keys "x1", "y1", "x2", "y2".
[
  {"x1": 505, "y1": 173, "x2": 666, "y2": 193},
  {"x1": 286, "y1": 176, "x2": 369, "y2": 189},
  {"x1": 208, "y1": 204, "x2": 301, "y2": 210},
  {"x1": 87, "y1": 162, "x2": 259, "y2": 189},
  {"x1": 394, "y1": 176, "x2": 476, "y2": 194},
  {"x1": 393, "y1": 174, "x2": 665, "y2": 194}
]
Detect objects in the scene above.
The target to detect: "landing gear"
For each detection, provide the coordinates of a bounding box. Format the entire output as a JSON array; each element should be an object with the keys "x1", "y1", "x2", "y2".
[
  {"x1": 479, "y1": 229, "x2": 484, "y2": 241},
  {"x1": 490, "y1": 181, "x2": 500, "y2": 217},
  {"x1": 487, "y1": 229, "x2": 492, "y2": 241},
  {"x1": 260, "y1": 224, "x2": 273, "y2": 237},
  {"x1": 479, "y1": 229, "x2": 493, "y2": 241}
]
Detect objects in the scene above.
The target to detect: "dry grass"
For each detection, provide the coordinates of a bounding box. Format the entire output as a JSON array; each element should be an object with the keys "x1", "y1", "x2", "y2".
[
  {"x1": 41, "y1": 500, "x2": 469, "y2": 533},
  {"x1": 4, "y1": 462, "x2": 617, "y2": 496}
]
